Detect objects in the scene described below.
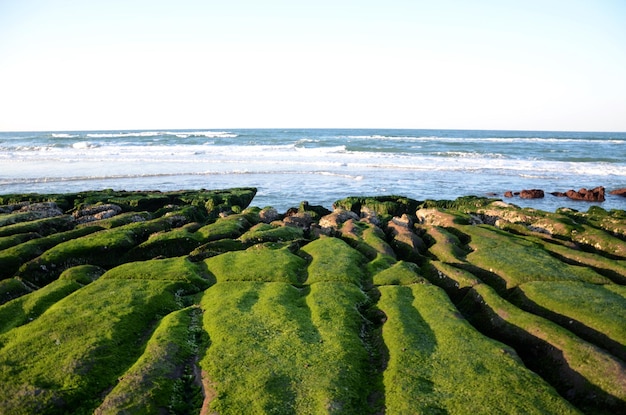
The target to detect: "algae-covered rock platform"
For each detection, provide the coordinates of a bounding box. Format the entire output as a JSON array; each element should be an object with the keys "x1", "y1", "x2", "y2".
[{"x1": 1, "y1": 188, "x2": 625, "y2": 414}]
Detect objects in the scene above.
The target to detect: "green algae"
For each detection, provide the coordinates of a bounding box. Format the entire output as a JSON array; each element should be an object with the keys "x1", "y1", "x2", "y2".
[
  {"x1": 75, "y1": 211, "x2": 152, "y2": 229},
  {"x1": 460, "y1": 283, "x2": 626, "y2": 414},
  {"x1": 127, "y1": 224, "x2": 205, "y2": 260},
  {"x1": 197, "y1": 213, "x2": 253, "y2": 241},
  {"x1": 204, "y1": 245, "x2": 307, "y2": 284},
  {"x1": 0, "y1": 278, "x2": 32, "y2": 305},
  {"x1": 0, "y1": 232, "x2": 40, "y2": 251},
  {"x1": 462, "y1": 225, "x2": 611, "y2": 290},
  {"x1": 0, "y1": 215, "x2": 75, "y2": 237},
  {"x1": 200, "y1": 281, "x2": 371, "y2": 415},
  {"x1": 15, "y1": 216, "x2": 187, "y2": 286},
  {"x1": 372, "y1": 260, "x2": 426, "y2": 286},
  {"x1": 101, "y1": 257, "x2": 212, "y2": 293},
  {"x1": 1, "y1": 188, "x2": 625, "y2": 414},
  {"x1": 520, "y1": 234, "x2": 626, "y2": 284},
  {"x1": 333, "y1": 195, "x2": 421, "y2": 219},
  {"x1": 427, "y1": 261, "x2": 482, "y2": 302},
  {"x1": 421, "y1": 225, "x2": 469, "y2": 263},
  {"x1": 0, "y1": 226, "x2": 102, "y2": 280},
  {"x1": 378, "y1": 284, "x2": 580, "y2": 414},
  {"x1": 300, "y1": 236, "x2": 367, "y2": 285},
  {"x1": 0, "y1": 265, "x2": 104, "y2": 334},
  {"x1": 512, "y1": 281, "x2": 626, "y2": 360},
  {"x1": 95, "y1": 306, "x2": 204, "y2": 415},
  {"x1": 238, "y1": 222, "x2": 304, "y2": 245},
  {"x1": 0, "y1": 277, "x2": 201, "y2": 415}
]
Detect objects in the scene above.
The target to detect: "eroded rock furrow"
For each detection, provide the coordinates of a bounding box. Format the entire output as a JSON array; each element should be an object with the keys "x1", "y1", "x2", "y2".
[{"x1": 1, "y1": 190, "x2": 625, "y2": 414}]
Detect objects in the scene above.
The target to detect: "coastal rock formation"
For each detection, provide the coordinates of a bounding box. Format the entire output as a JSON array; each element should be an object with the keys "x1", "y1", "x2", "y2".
[
  {"x1": 1, "y1": 189, "x2": 625, "y2": 414},
  {"x1": 519, "y1": 189, "x2": 545, "y2": 199},
  {"x1": 565, "y1": 186, "x2": 605, "y2": 202},
  {"x1": 610, "y1": 188, "x2": 626, "y2": 197},
  {"x1": 74, "y1": 203, "x2": 123, "y2": 223},
  {"x1": 319, "y1": 208, "x2": 359, "y2": 230}
]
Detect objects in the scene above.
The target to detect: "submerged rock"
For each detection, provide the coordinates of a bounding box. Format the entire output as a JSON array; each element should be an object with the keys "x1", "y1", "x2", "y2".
[{"x1": 610, "y1": 188, "x2": 626, "y2": 197}]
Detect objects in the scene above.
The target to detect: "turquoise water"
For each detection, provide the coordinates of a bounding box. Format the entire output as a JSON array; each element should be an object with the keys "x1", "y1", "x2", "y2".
[{"x1": 1, "y1": 129, "x2": 625, "y2": 211}]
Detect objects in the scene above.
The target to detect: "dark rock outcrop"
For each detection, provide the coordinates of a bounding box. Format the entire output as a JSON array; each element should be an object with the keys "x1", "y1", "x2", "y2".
[
  {"x1": 565, "y1": 186, "x2": 605, "y2": 202},
  {"x1": 259, "y1": 207, "x2": 279, "y2": 223},
  {"x1": 520, "y1": 189, "x2": 545, "y2": 199},
  {"x1": 610, "y1": 188, "x2": 626, "y2": 197}
]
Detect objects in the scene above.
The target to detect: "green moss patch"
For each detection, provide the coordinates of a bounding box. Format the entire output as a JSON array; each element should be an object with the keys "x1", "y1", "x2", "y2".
[
  {"x1": 372, "y1": 261, "x2": 426, "y2": 286},
  {"x1": 300, "y1": 237, "x2": 366, "y2": 285},
  {"x1": 127, "y1": 225, "x2": 206, "y2": 260},
  {"x1": 197, "y1": 214, "x2": 253, "y2": 241},
  {"x1": 204, "y1": 246, "x2": 307, "y2": 284},
  {"x1": 532, "y1": 238, "x2": 626, "y2": 284},
  {"x1": 0, "y1": 226, "x2": 102, "y2": 280},
  {"x1": 0, "y1": 215, "x2": 75, "y2": 237},
  {"x1": 422, "y1": 225, "x2": 469, "y2": 263},
  {"x1": 16, "y1": 216, "x2": 185, "y2": 286},
  {"x1": 101, "y1": 257, "x2": 212, "y2": 292},
  {"x1": 0, "y1": 278, "x2": 32, "y2": 305},
  {"x1": 0, "y1": 277, "x2": 198, "y2": 414},
  {"x1": 333, "y1": 195, "x2": 421, "y2": 219},
  {"x1": 96, "y1": 306, "x2": 204, "y2": 415},
  {"x1": 200, "y1": 281, "x2": 370, "y2": 414},
  {"x1": 0, "y1": 265, "x2": 103, "y2": 334},
  {"x1": 0, "y1": 232, "x2": 40, "y2": 251},
  {"x1": 460, "y1": 283, "x2": 626, "y2": 413},
  {"x1": 463, "y1": 225, "x2": 610, "y2": 290},
  {"x1": 378, "y1": 284, "x2": 579, "y2": 414},
  {"x1": 513, "y1": 281, "x2": 626, "y2": 360},
  {"x1": 239, "y1": 223, "x2": 304, "y2": 245}
]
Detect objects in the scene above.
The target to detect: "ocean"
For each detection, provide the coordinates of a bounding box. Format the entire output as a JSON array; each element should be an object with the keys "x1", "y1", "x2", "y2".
[{"x1": 1, "y1": 129, "x2": 625, "y2": 212}]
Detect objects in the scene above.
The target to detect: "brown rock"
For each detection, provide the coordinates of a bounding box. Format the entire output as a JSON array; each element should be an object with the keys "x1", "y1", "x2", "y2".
[
  {"x1": 387, "y1": 218, "x2": 426, "y2": 261},
  {"x1": 610, "y1": 188, "x2": 626, "y2": 197},
  {"x1": 504, "y1": 191, "x2": 513, "y2": 198},
  {"x1": 391, "y1": 213, "x2": 413, "y2": 229},
  {"x1": 550, "y1": 192, "x2": 567, "y2": 197},
  {"x1": 520, "y1": 189, "x2": 545, "y2": 199},
  {"x1": 565, "y1": 186, "x2": 605, "y2": 202},
  {"x1": 319, "y1": 209, "x2": 359, "y2": 230},
  {"x1": 259, "y1": 207, "x2": 279, "y2": 223},
  {"x1": 283, "y1": 212, "x2": 313, "y2": 230}
]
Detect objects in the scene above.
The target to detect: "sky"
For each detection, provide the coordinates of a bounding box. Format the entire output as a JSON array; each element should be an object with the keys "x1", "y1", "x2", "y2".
[{"x1": 1, "y1": 0, "x2": 625, "y2": 132}]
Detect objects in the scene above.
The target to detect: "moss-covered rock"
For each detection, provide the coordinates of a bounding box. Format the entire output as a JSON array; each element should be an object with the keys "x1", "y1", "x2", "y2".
[
  {"x1": 1, "y1": 188, "x2": 626, "y2": 414},
  {"x1": 333, "y1": 195, "x2": 421, "y2": 219}
]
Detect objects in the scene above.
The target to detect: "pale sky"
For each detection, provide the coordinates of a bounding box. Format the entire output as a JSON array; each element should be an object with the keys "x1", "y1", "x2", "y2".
[{"x1": 1, "y1": 0, "x2": 625, "y2": 132}]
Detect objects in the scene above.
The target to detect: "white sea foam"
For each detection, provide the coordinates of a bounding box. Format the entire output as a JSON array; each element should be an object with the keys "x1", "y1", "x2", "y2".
[
  {"x1": 85, "y1": 131, "x2": 238, "y2": 139},
  {"x1": 432, "y1": 151, "x2": 508, "y2": 159},
  {"x1": 344, "y1": 134, "x2": 625, "y2": 145},
  {"x1": 51, "y1": 133, "x2": 78, "y2": 138},
  {"x1": 169, "y1": 131, "x2": 238, "y2": 138},
  {"x1": 72, "y1": 141, "x2": 98, "y2": 149}
]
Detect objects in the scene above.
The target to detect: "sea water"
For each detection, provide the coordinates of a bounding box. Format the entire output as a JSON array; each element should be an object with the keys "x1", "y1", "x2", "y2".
[{"x1": 1, "y1": 129, "x2": 625, "y2": 212}]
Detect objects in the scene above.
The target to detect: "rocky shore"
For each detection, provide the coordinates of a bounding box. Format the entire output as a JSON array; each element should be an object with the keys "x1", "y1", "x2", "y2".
[
  {"x1": 0, "y1": 188, "x2": 625, "y2": 414},
  {"x1": 500, "y1": 185, "x2": 626, "y2": 202}
]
